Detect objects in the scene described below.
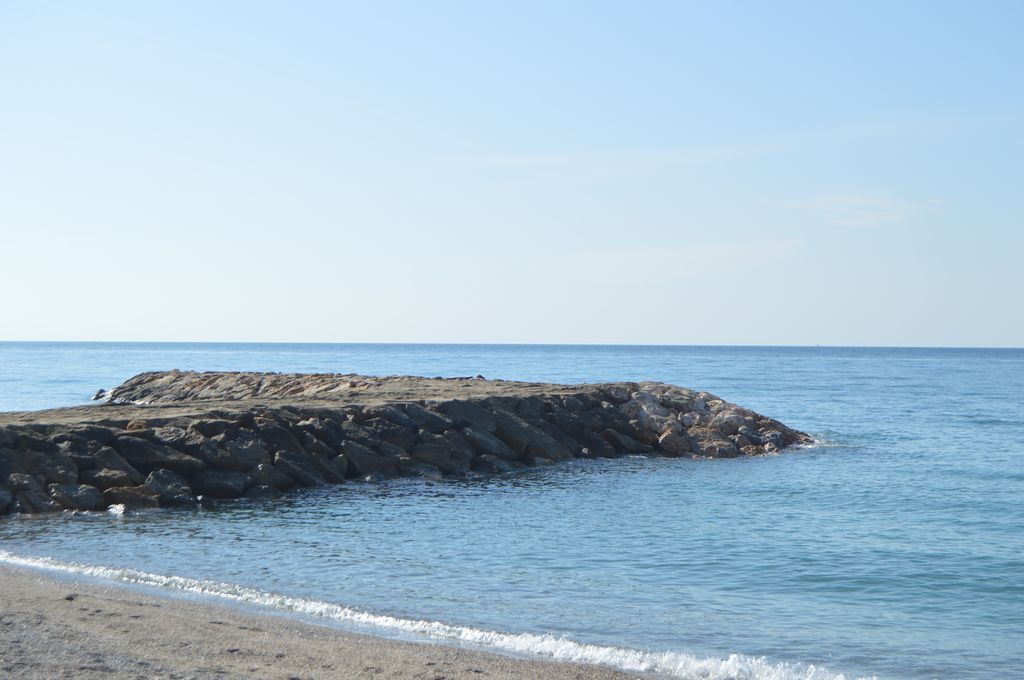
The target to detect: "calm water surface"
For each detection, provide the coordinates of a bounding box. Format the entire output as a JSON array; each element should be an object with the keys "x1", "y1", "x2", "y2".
[{"x1": 1, "y1": 343, "x2": 1022, "y2": 680}]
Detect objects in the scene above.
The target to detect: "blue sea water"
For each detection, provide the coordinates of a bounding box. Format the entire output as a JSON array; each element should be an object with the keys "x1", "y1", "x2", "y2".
[{"x1": 1, "y1": 342, "x2": 1022, "y2": 679}]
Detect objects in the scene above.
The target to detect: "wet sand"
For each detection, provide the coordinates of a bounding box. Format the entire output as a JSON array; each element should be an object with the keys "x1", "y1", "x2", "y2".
[{"x1": 0, "y1": 565, "x2": 641, "y2": 679}]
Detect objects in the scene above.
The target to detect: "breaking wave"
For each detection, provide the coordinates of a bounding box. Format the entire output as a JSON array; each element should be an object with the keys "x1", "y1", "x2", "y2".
[{"x1": 0, "y1": 550, "x2": 869, "y2": 680}]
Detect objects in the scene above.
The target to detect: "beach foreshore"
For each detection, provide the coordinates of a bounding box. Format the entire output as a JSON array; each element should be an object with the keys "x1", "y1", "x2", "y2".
[{"x1": 0, "y1": 564, "x2": 641, "y2": 679}]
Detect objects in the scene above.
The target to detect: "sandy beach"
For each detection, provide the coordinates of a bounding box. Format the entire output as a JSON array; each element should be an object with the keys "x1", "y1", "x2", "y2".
[{"x1": 0, "y1": 565, "x2": 641, "y2": 680}]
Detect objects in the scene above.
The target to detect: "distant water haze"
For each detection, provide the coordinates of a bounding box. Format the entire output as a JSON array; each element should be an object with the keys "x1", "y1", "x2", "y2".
[{"x1": 2, "y1": 342, "x2": 1022, "y2": 679}]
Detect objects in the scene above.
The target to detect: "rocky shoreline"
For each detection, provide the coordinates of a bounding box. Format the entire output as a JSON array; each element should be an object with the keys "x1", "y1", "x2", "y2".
[{"x1": 0, "y1": 371, "x2": 811, "y2": 515}]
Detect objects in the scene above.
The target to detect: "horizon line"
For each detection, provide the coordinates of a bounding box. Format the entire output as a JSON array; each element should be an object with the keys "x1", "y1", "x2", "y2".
[{"x1": 1, "y1": 340, "x2": 1021, "y2": 351}]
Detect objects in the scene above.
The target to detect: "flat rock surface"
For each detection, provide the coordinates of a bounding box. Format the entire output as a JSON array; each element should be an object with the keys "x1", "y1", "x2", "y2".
[
  {"x1": 0, "y1": 565, "x2": 640, "y2": 679},
  {"x1": 1, "y1": 372, "x2": 602, "y2": 426}
]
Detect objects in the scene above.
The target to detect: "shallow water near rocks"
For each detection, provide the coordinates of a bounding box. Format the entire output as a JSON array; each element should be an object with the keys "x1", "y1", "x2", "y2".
[{"x1": 1, "y1": 343, "x2": 1022, "y2": 679}]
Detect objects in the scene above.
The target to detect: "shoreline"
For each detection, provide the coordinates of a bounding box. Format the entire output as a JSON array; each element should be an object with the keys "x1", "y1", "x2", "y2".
[{"x1": 0, "y1": 562, "x2": 643, "y2": 679}]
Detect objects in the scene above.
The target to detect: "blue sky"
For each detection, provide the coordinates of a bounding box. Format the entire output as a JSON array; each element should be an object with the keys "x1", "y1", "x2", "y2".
[{"x1": 2, "y1": 1, "x2": 1021, "y2": 346}]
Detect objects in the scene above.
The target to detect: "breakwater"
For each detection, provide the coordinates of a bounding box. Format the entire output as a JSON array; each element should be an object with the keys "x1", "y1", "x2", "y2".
[{"x1": 1, "y1": 370, "x2": 810, "y2": 514}]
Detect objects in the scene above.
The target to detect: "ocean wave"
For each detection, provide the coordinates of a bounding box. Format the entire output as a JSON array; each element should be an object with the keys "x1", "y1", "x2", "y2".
[{"x1": 0, "y1": 550, "x2": 870, "y2": 680}]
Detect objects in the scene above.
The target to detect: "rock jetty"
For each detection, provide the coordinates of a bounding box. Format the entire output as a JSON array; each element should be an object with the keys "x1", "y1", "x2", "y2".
[{"x1": 0, "y1": 371, "x2": 811, "y2": 515}]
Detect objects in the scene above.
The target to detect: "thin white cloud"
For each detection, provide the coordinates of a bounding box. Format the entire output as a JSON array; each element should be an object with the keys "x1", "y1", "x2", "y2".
[{"x1": 776, "y1": 194, "x2": 914, "y2": 228}]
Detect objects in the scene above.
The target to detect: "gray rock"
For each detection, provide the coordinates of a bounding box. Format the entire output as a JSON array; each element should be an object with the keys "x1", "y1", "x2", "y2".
[
  {"x1": 189, "y1": 419, "x2": 238, "y2": 438},
  {"x1": 220, "y1": 429, "x2": 272, "y2": 470},
  {"x1": 761, "y1": 430, "x2": 785, "y2": 449},
  {"x1": 692, "y1": 436, "x2": 739, "y2": 458},
  {"x1": 737, "y1": 425, "x2": 763, "y2": 445},
  {"x1": 7, "y1": 473, "x2": 43, "y2": 492},
  {"x1": 47, "y1": 483, "x2": 103, "y2": 511},
  {"x1": 337, "y1": 421, "x2": 379, "y2": 448},
  {"x1": 410, "y1": 432, "x2": 474, "y2": 474},
  {"x1": 363, "y1": 404, "x2": 418, "y2": 430},
  {"x1": 304, "y1": 451, "x2": 346, "y2": 484},
  {"x1": 438, "y1": 401, "x2": 497, "y2": 433},
  {"x1": 297, "y1": 431, "x2": 335, "y2": 457},
  {"x1": 293, "y1": 417, "x2": 345, "y2": 451},
  {"x1": 323, "y1": 454, "x2": 348, "y2": 482},
  {"x1": 114, "y1": 437, "x2": 206, "y2": 475},
  {"x1": 711, "y1": 410, "x2": 749, "y2": 436},
  {"x1": 254, "y1": 420, "x2": 305, "y2": 454},
  {"x1": 462, "y1": 426, "x2": 519, "y2": 461},
  {"x1": 154, "y1": 426, "x2": 234, "y2": 469},
  {"x1": 144, "y1": 469, "x2": 196, "y2": 506},
  {"x1": 191, "y1": 469, "x2": 252, "y2": 498},
  {"x1": 398, "y1": 461, "x2": 444, "y2": 480},
  {"x1": 1, "y1": 447, "x2": 78, "y2": 485},
  {"x1": 493, "y1": 411, "x2": 573, "y2": 462},
  {"x1": 80, "y1": 468, "x2": 135, "y2": 490},
  {"x1": 16, "y1": 489, "x2": 63, "y2": 513},
  {"x1": 93, "y1": 446, "x2": 145, "y2": 484},
  {"x1": 400, "y1": 403, "x2": 454, "y2": 434},
  {"x1": 342, "y1": 441, "x2": 400, "y2": 478},
  {"x1": 657, "y1": 431, "x2": 691, "y2": 457},
  {"x1": 572, "y1": 430, "x2": 617, "y2": 458},
  {"x1": 0, "y1": 484, "x2": 12, "y2": 513},
  {"x1": 103, "y1": 485, "x2": 160, "y2": 509},
  {"x1": 273, "y1": 450, "x2": 328, "y2": 487},
  {"x1": 362, "y1": 418, "x2": 418, "y2": 451},
  {"x1": 601, "y1": 428, "x2": 652, "y2": 454},
  {"x1": 249, "y1": 463, "x2": 295, "y2": 490},
  {"x1": 471, "y1": 454, "x2": 516, "y2": 474}
]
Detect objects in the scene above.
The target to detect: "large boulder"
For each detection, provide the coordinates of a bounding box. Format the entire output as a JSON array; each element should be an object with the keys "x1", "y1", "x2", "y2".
[
  {"x1": 572, "y1": 430, "x2": 617, "y2": 458},
  {"x1": 219, "y1": 429, "x2": 272, "y2": 470},
  {"x1": 691, "y1": 435, "x2": 739, "y2": 458},
  {"x1": 362, "y1": 418, "x2": 417, "y2": 451},
  {"x1": 296, "y1": 430, "x2": 335, "y2": 457},
  {"x1": 254, "y1": 420, "x2": 305, "y2": 454},
  {"x1": 114, "y1": 437, "x2": 206, "y2": 475},
  {"x1": 293, "y1": 417, "x2": 345, "y2": 452},
  {"x1": 311, "y1": 453, "x2": 348, "y2": 484},
  {"x1": 342, "y1": 441, "x2": 400, "y2": 478},
  {"x1": 189, "y1": 419, "x2": 239, "y2": 438},
  {"x1": 103, "y1": 485, "x2": 160, "y2": 509},
  {"x1": 47, "y1": 484, "x2": 103, "y2": 511},
  {"x1": 657, "y1": 431, "x2": 691, "y2": 457},
  {"x1": 493, "y1": 411, "x2": 573, "y2": 462},
  {"x1": 92, "y1": 447, "x2": 145, "y2": 484},
  {"x1": 0, "y1": 484, "x2": 12, "y2": 513},
  {"x1": 400, "y1": 403, "x2": 454, "y2": 434},
  {"x1": 363, "y1": 404, "x2": 418, "y2": 430},
  {"x1": 710, "y1": 410, "x2": 750, "y2": 436},
  {"x1": 144, "y1": 469, "x2": 196, "y2": 506},
  {"x1": 601, "y1": 428, "x2": 652, "y2": 454},
  {"x1": 273, "y1": 450, "x2": 327, "y2": 487},
  {"x1": 0, "y1": 447, "x2": 77, "y2": 485},
  {"x1": 438, "y1": 401, "x2": 497, "y2": 433},
  {"x1": 248, "y1": 463, "x2": 295, "y2": 490},
  {"x1": 80, "y1": 468, "x2": 136, "y2": 490},
  {"x1": 409, "y1": 431, "x2": 474, "y2": 474},
  {"x1": 191, "y1": 469, "x2": 252, "y2": 498},
  {"x1": 154, "y1": 426, "x2": 235, "y2": 469},
  {"x1": 462, "y1": 427, "x2": 518, "y2": 461},
  {"x1": 471, "y1": 454, "x2": 516, "y2": 474},
  {"x1": 8, "y1": 473, "x2": 62, "y2": 513}
]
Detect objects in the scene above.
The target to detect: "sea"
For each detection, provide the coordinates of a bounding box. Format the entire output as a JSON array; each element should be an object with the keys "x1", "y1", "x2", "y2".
[{"x1": 0, "y1": 342, "x2": 1021, "y2": 680}]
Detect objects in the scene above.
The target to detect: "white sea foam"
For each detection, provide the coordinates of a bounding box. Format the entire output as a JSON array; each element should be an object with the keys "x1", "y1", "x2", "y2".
[{"x1": 0, "y1": 550, "x2": 871, "y2": 680}]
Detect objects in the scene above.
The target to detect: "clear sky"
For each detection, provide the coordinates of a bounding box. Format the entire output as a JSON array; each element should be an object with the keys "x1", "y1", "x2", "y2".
[{"x1": 2, "y1": 1, "x2": 1021, "y2": 346}]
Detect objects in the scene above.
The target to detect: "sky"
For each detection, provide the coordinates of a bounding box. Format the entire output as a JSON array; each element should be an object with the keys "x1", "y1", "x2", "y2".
[{"x1": 1, "y1": 1, "x2": 1021, "y2": 346}]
